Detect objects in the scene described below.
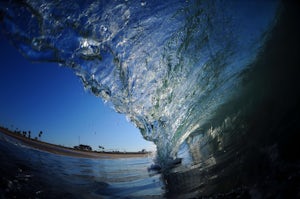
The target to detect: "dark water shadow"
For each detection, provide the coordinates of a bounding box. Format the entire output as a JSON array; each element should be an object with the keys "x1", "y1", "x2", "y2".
[{"x1": 163, "y1": 1, "x2": 300, "y2": 198}]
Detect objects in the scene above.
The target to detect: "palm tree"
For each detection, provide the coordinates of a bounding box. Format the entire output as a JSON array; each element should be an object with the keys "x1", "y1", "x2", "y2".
[
  {"x1": 38, "y1": 131, "x2": 43, "y2": 139},
  {"x1": 98, "y1": 145, "x2": 105, "y2": 151},
  {"x1": 28, "y1": 131, "x2": 31, "y2": 139}
]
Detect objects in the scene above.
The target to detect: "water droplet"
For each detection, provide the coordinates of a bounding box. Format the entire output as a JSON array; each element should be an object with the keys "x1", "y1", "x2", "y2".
[
  {"x1": 100, "y1": 25, "x2": 107, "y2": 32},
  {"x1": 141, "y1": 1, "x2": 146, "y2": 7},
  {"x1": 32, "y1": 38, "x2": 39, "y2": 47}
]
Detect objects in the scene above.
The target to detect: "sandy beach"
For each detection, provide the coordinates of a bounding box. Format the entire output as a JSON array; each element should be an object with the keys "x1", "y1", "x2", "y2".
[{"x1": 0, "y1": 127, "x2": 152, "y2": 159}]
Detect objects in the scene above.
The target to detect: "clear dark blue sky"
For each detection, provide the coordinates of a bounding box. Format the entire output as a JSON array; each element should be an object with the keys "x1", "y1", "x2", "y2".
[{"x1": 0, "y1": 34, "x2": 155, "y2": 152}]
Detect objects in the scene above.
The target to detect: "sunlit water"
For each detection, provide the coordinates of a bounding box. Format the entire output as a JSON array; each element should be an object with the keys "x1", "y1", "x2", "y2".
[{"x1": 1, "y1": 0, "x2": 300, "y2": 198}]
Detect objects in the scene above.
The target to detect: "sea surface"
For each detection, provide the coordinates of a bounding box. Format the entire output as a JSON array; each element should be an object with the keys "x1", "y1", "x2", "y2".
[
  {"x1": 0, "y1": 132, "x2": 164, "y2": 198},
  {"x1": 1, "y1": 0, "x2": 300, "y2": 198}
]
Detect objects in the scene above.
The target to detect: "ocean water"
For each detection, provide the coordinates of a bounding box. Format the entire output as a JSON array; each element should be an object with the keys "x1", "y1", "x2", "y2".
[
  {"x1": 1, "y1": 0, "x2": 300, "y2": 198},
  {"x1": 0, "y1": 132, "x2": 164, "y2": 198}
]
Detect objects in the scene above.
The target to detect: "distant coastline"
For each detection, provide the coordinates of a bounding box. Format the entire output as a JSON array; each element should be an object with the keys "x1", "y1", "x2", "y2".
[{"x1": 0, "y1": 126, "x2": 152, "y2": 159}]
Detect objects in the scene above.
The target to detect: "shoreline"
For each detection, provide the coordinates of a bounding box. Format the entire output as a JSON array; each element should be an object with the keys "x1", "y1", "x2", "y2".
[{"x1": 0, "y1": 127, "x2": 152, "y2": 159}]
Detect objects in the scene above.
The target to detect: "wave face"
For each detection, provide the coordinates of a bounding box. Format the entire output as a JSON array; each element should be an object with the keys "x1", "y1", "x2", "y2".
[
  {"x1": 0, "y1": 0, "x2": 279, "y2": 162},
  {"x1": 3, "y1": 0, "x2": 300, "y2": 197}
]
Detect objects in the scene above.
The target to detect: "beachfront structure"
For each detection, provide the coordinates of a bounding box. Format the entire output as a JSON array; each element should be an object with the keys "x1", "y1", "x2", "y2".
[{"x1": 73, "y1": 144, "x2": 92, "y2": 151}]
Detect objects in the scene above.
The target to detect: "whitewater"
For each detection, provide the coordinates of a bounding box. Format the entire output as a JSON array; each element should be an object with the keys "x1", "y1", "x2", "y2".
[{"x1": 1, "y1": 0, "x2": 300, "y2": 198}]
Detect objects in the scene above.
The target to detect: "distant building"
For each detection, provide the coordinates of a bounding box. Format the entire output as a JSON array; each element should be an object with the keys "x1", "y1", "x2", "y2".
[{"x1": 73, "y1": 144, "x2": 92, "y2": 151}]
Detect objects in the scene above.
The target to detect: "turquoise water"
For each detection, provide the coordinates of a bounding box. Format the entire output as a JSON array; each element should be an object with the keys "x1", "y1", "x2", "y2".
[{"x1": 1, "y1": 0, "x2": 300, "y2": 198}]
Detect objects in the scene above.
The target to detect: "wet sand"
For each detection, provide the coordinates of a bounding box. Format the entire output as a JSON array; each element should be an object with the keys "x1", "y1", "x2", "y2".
[{"x1": 0, "y1": 127, "x2": 152, "y2": 159}]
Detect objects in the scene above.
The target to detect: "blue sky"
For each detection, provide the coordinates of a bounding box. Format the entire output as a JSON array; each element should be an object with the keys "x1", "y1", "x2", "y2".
[{"x1": 0, "y1": 34, "x2": 155, "y2": 152}]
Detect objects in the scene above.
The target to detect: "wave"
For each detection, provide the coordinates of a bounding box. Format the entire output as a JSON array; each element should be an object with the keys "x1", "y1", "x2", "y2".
[
  {"x1": 0, "y1": 0, "x2": 280, "y2": 163},
  {"x1": 3, "y1": 0, "x2": 300, "y2": 197}
]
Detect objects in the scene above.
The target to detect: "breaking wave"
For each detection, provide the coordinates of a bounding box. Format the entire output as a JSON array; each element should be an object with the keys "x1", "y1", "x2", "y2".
[{"x1": 2, "y1": 0, "x2": 300, "y2": 197}]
